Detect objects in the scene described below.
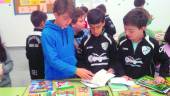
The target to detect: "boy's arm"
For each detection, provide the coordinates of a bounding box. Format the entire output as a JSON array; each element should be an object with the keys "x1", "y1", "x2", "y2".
[
  {"x1": 41, "y1": 31, "x2": 76, "y2": 76},
  {"x1": 109, "y1": 38, "x2": 125, "y2": 76},
  {"x1": 2, "y1": 48, "x2": 13, "y2": 74},
  {"x1": 25, "y1": 37, "x2": 30, "y2": 59},
  {"x1": 154, "y1": 42, "x2": 169, "y2": 77}
]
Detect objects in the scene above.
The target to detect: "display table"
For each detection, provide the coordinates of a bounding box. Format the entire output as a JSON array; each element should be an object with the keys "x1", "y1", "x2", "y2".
[
  {"x1": 22, "y1": 78, "x2": 167, "y2": 96},
  {"x1": 0, "y1": 87, "x2": 27, "y2": 96}
]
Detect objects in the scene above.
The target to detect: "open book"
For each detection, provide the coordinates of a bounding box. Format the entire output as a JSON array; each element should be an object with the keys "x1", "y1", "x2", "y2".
[
  {"x1": 136, "y1": 75, "x2": 170, "y2": 93},
  {"x1": 81, "y1": 69, "x2": 115, "y2": 88}
]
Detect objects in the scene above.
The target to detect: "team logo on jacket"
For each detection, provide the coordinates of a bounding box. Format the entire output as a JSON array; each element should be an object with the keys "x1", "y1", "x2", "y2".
[
  {"x1": 159, "y1": 46, "x2": 166, "y2": 53},
  {"x1": 88, "y1": 53, "x2": 108, "y2": 63},
  {"x1": 125, "y1": 56, "x2": 143, "y2": 67},
  {"x1": 101, "y1": 42, "x2": 108, "y2": 50},
  {"x1": 142, "y1": 46, "x2": 151, "y2": 55}
]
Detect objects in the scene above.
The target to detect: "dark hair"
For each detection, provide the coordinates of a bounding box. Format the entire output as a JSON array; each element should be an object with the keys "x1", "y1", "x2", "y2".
[
  {"x1": 0, "y1": 36, "x2": 7, "y2": 62},
  {"x1": 53, "y1": 0, "x2": 75, "y2": 18},
  {"x1": 71, "y1": 7, "x2": 85, "y2": 24},
  {"x1": 164, "y1": 25, "x2": 170, "y2": 44},
  {"x1": 96, "y1": 4, "x2": 106, "y2": 14},
  {"x1": 87, "y1": 8, "x2": 105, "y2": 24},
  {"x1": 123, "y1": 8, "x2": 148, "y2": 29},
  {"x1": 31, "y1": 10, "x2": 47, "y2": 27},
  {"x1": 80, "y1": 6, "x2": 88, "y2": 13},
  {"x1": 134, "y1": 0, "x2": 145, "y2": 7}
]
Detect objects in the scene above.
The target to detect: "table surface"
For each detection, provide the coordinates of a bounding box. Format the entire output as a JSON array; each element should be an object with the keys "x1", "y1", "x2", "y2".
[{"x1": 0, "y1": 87, "x2": 27, "y2": 96}]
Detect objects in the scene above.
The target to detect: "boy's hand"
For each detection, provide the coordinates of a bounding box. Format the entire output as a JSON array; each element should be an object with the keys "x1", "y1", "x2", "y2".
[
  {"x1": 154, "y1": 76, "x2": 165, "y2": 84},
  {"x1": 122, "y1": 75, "x2": 132, "y2": 80},
  {"x1": 76, "y1": 68, "x2": 94, "y2": 80},
  {"x1": 107, "y1": 68, "x2": 114, "y2": 73}
]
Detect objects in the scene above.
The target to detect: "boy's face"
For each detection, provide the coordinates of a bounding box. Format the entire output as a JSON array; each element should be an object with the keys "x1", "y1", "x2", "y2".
[
  {"x1": 40, "y1": 21, "x2": 46, "y2": 28},
  {"x1": 124, "y1": 25, "x2": 146, "y2": 42},
  {"x1": 89, "y1": 22, "x2": 105, "y2": 37},
  {"x1": 72, "y1": 16, "x2": 85, "y2": 32},
  {"x1": 54, "y1": 12, "x2": 72, "y2": 29}
]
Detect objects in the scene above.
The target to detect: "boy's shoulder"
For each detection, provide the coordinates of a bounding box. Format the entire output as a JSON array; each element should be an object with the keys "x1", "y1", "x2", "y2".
[
  {"x1": 144, "y1": 35, "x2": 159, "y2": 45},
  {"x1": 26, "y1": 30, "x2": 42, "y2": 46},
  {"x1": 81, "y1": 33, "x2": 91, "y2": 45},
  {"x1": 103, "y1": 33, "x2": 116, "y2": 44},
  {"x1": 118, "y1": 36, "x2": 128, "y2": 46},
  {"x1": 118, "y1": 35, "x2": 159, "y2": 46}
]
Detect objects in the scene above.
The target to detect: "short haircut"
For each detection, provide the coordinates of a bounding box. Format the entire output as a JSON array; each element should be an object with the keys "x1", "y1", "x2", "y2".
[
  {"x1": 96, "y1": 4, "x2": 106, "y2": 14},
  {"x1": 53, "y1": 0, "x2": 75, "y2": 18},
  {"x1": 80, "y1": 6, "x2": 88, "y2": 13},
  {"x1": 71, "y1": 7, "x2": 85, "y2": 24},
  {"x1": 87, "y1": 8, "x2": 105, "y2": 24},
  {"x1": 123, "y1": 8, "x2": 148, "y2": 29},
  {"x1": 134, "y1": 0, "x2": 145, "y2": 7},
  {"x1": 164, "y1": 25, "x2": 170, "y2": 44},
  {"x1": 31, "y1": 10, "x2": 47, "y2": 27}
]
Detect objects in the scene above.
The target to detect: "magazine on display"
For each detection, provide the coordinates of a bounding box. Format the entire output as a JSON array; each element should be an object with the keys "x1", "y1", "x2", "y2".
[
  {"x1": 29, "y1": 80, "x2": 53, "y2": 93},
  {"x1": 136, "y1": 76, "x2": 170, "y2": 93}
]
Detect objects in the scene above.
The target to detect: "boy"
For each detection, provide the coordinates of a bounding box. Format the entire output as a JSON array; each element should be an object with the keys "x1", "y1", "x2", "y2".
[
  {"x1": 41, "y1": 0, "x2": 93, "y2": 80},
  {"x1": 118, "y1": 8, "x2": 169, "y2": 83},
  {"x1": 96, "y1": 4, "x2": 116, "y2": 38},
  {"x1": 80, "y1": 6, "x2": 89, "y2": 28},
  {"x1": 26, "y1": 10, "x2": 47, "y2": 79},
  {"x1": 78, "y1": 8, "x2": 123, "y2": 76},
  {"x1": 134, "y1": 0, "x2": 153, "y2": 25},
  {"x1": 71, "y1": 7, "x2": 89, "y2": 55},
  {"x1": 134, "y1": 0, "x2": 145, "y2": 8}
]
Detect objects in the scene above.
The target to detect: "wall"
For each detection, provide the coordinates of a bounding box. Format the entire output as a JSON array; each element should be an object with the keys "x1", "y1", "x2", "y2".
[
  {"x1": 76, "y1": 0, "x2": 170, "y2": 34},
  {"x1": 0, "y1": 1, "x2": 54, "y2": 47}
]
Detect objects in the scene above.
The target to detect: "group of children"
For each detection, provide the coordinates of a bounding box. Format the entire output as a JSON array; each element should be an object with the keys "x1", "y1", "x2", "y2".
[{"x1": 26, "y1": 0, "x2": 170, "y2": 85}]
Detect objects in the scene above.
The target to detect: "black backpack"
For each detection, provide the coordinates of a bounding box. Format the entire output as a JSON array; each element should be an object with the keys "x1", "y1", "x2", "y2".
[
  {"x1": 104, "y1": 15, "x2": 116, "y2": 37},
  {"x1": 26, "y1": 33, "x2": 44, "y2": 79}
]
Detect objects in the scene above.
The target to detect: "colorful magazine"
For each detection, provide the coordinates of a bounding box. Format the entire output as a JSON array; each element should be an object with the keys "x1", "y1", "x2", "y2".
[
  {"x1": 75, "y1": 87, "x2": 92, "y2": 96},
  {"x1": 136, "y1": 76, "x2": 170, "y2": 93},
  {"x1": 52, "y1": 88, "x2": 75, "y2": 96},
  {"x1": 53, "y1": 81, "x2": 74, "y2": 89},
  {"x1": 109, "y1": 84, "x2": 129, "y2": 92},
  {"x1": 29, "y1": 80, "x2": 53, "y2": 93},
  {"x1": 93, "y1": 90, "x2": 109, "y2": 96}
]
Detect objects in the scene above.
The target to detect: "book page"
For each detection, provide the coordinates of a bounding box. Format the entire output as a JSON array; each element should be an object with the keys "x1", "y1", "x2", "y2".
[{"x1": 81, "y1": 69, "x2": 115, "y2": 88}]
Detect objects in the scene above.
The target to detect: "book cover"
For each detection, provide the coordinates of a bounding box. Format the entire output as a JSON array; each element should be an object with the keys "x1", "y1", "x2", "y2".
[
  {"x1": 109, "y1": 84, "x2": 129, "y2": 91},
  {"x1": 93, "y1": 90, "x2": 109, "y2": 96},
  {"x1": 29, "y1": 80, "x2": 53, "y2": 93},
  {"x1": 117, "y1": 85, "x2": 149, "y2": 96},
  {"x1": 109, "y1": 77, "x2": 136, "y2": 86},
  {"x1": 136, "y1": 76, "x2": 170, "y2": 93},
  {"x1": 53, "y1": 81, "x2": 74, "y2": 89},
  {"x1": 81, "y1": 69, "x2": 115, "y2": 88},
  {"x1": 75, "y1": 87, "x2": 93, "y2": 96},
  {"x1": 52, "y1": 88, "x2": 75, "y2": 96}
]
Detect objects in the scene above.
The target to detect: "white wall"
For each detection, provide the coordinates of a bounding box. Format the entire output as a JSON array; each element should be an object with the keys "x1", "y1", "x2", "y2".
[
  {"x1": 76, "y1": 0, "x2": 170, "y2": 34},
  {"x1": 0, "y1": 0, "x2": 170, "y2": 47},
  {"x1": 0, "y1": 1, "x2": 54, "y2": 47}
]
